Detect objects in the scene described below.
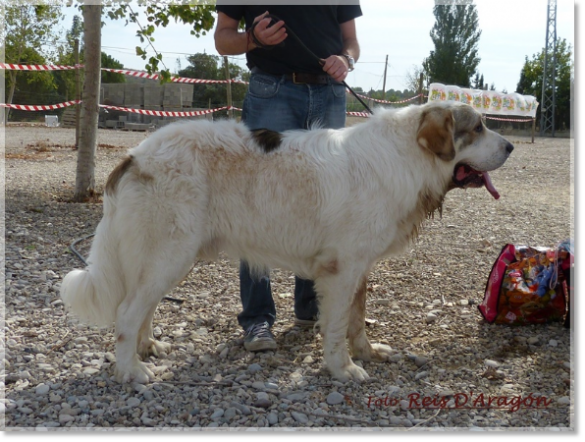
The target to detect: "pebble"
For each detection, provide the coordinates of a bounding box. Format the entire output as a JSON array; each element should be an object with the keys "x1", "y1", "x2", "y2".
[
  {"x1": 267, "y1": 411, "x2": 279, "y2": 425},
  {"x1": 291, "y1": 411, "x2": 309, "y2": 424},
  {"x1": 485, "y1": 359, "x2": 500, "y2": 368},
  {"x1": 549, "y1": 340, "x2": 558, "y2": 347},
  {"x1": 251, "y1": 381, "x2": 265, "y2": 390},
  {"x1": 59, "y1": 414, "x2": 75, "y2": 424},
  {"x1": 35, "y1": 383, "x2": 50, "y2": 395},
  {"x1": 326, "y1": 391, "x2": 345, "y2": 405},
  {"x1": 248, "y1": 363, "x2": 262, "y2": 374},
  {"x1": 210, "y1": 408, "x2": 224, "y2": 420},
  {"x1": 426, "y1": 313, "x2": 438, "y2": 324},
  {"x1": 254, "y1": 392, "x2": 272, "y2": 409},
  {"x1": 414, "y1": 356, "x2": 428, "y2": 367},
  {"x1": 127, "y1": 397, "x2": 141, "y2": 408}
]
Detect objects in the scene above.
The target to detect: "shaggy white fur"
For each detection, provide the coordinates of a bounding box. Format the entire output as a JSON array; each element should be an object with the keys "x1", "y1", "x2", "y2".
[{"x1": 60, "y1": 101, "x2": 513, "y2": 383}]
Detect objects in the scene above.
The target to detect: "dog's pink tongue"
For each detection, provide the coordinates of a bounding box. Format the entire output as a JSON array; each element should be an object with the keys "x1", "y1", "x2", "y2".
[{"x1": 482, "y1": 171, "x2": 500, "y2": 199}]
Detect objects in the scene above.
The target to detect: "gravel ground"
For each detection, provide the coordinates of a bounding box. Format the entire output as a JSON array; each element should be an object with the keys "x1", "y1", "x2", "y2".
[{"x1": 1, "y1": 122, "x2": 574, "y2": 431}]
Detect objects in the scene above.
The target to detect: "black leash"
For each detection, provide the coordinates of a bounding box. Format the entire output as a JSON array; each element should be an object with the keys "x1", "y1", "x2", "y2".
[{"x1": 249, "y1": 14, "x2": 374, "y2": 115}]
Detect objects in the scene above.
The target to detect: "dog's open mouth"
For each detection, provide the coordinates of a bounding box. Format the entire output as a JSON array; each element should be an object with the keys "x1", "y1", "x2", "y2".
[{"x1": 453, "y1": 163, "x2": 500, "y2": 199}]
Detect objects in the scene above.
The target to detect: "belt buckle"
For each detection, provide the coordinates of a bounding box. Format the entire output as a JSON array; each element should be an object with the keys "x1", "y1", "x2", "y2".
[{"x1": 292, "y1": 73, "x2": 305, "y2": 85}]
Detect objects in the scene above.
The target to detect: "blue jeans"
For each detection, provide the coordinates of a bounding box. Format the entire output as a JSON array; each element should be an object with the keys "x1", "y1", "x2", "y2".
[{"x1": 237, "y1": 70, "x2": 347, "y2": 330}]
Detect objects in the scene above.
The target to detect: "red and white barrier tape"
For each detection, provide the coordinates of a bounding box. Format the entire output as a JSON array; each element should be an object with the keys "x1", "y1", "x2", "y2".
[
  {"x1": 101, "y1": 69, "x2": 249, "y2": 84},
  {"x1": 0, "y1": 100, "x2": 81, "y2": 111},
  {"x1": 0, "y1": 63, "x2": 84, "y2": 71},
  {"x1": 99, "y1": 104, "x2": 231, "y2": 117},
  {"x1": 346, "y1": 111, "x2": 371, "y2": 118}
]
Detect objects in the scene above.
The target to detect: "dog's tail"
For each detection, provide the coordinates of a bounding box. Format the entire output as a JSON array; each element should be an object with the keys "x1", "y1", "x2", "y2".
[{"x1": 60, "y1": 158, "x2": 133, "y2": 327}]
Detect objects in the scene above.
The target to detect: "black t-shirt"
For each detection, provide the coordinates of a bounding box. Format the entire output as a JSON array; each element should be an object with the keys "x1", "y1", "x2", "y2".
[{"x1": 215, "y1": 4, "x2": 362, "y2": 75}]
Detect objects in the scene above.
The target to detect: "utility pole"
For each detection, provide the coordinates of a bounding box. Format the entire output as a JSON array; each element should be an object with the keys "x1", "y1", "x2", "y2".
[
  {"x1": 418, "y1": 72, "x2": 424, "y2": 105},
  {"x1": 540, "y1": 0, "x2": 557, "y2": 137},
  {"x1": 381, "y1": 55, "x2": 388, "y2": 101},
  {"x1": 223, "y1": 56, "x2": 233, "y2": 119}
]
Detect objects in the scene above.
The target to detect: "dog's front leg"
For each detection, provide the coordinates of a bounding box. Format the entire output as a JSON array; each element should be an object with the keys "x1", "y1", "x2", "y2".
[
  {"x1": 315, "y1": 273, "x2": 369, "y2": 382},
  {"x1": 347, "y1": 275, "x2": 394, "y2": 362}
]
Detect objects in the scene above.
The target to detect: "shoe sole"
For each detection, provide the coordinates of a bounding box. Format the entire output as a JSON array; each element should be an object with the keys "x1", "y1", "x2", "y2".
[{"x1": 244, "y1": 338, "x2": 277, "y2": 352}]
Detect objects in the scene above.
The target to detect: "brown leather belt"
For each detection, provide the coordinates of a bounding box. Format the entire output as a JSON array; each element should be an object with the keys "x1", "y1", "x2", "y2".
[{"x1": 285, "y1": 72, "x2": 329, "y2": 85}]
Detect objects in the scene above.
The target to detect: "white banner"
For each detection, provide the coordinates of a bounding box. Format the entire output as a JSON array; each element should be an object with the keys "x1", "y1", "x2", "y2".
[{"x1": 428, "y1": 83, "x2": 538, "y2": 118}]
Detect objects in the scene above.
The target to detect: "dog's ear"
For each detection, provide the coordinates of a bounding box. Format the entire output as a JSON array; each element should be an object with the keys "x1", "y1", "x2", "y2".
[{"x1": 417, "y1": 107, "x2": 456, "y2": 161}]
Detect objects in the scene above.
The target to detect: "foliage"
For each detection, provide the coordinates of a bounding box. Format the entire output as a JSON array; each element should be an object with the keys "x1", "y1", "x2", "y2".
[
  {"x1": 516, "y1": 38, "x2": 573, "y2": 131},
  {"x1": 2, "y1": 0, "x2": 64, "y2": 108},
  {"x1": 177, "y1": 52, "x2": 249, "y2": 110},
  {"x1": 105, "y1": 3, "x2": 216, "y2": 82},
  {"x1": 423, "y1": 3, "x2": 481, "y2": 88}
]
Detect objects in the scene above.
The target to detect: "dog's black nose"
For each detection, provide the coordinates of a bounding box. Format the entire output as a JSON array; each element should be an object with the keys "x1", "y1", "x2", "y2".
[{"x1": 505, "y1": 142, "x2": 514, "y2": 154}]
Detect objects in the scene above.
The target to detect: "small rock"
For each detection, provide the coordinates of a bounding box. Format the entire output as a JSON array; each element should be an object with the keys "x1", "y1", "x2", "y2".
[
  {"x1": 58, "y1": 414, "x2": 75, "y2": 424},
  {"x1": 35, "y1": 383, "x2": 50, "y2": 395},
  {"x1": 558, "y1": 397, "x2": 570, "y2": 405},
  {"x1": 485, "y1": 359, "x2": 500, "y2": 368},
  {"x1": 291, "y1": 411, "x2": 309, "y2": 424},
  {"x1": 153, "y1": 327, "x2": 162, "y2": 338},
  {"x1": 210, "y1": 408, "x2": 224, "y2": 420},
  {"x1": 248, "y1": 363, "x2": 262, "y2": 374},
  {"x1": 414, "y1": 356, "x2": 428, "y2": 367},
  {"x1": 267, "y1": 411, "x2": 279, "y2": 425},
  {"x1": 326, "y1": 391, "x2": 345, "y2": 405},
  {"x1": 224, "y1": 407, "x2": 237, "y2": 419},
  {"x1": 414, "y1": 371, "x2": 428, "y2": 381},
  {"x1": 426, "y1": 313, "x2": 438, "y2": 324},
  {"x1": 251, "y1": 381, "x2": 265, "y2": 390},
  {"x1": 460, "y1": 299, "x2": 469, "y2": 306},
  {"x1": 527, "y1": 337, "x2": 540, "y2": 345},
  {"x1": 549, "y1": 339, "x2": 558, "y2": 347},
  {"x1": 126, "y1": 397, "x2": 141, "y2": 408},
  {"x1": 254, "y1": 392, "x2": 272, "y2": 408},
  {"x1": 302, "y1": 355, "x2": 314, "y2": 364}
]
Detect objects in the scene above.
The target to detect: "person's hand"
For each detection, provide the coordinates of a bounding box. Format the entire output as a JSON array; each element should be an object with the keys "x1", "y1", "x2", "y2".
[
  {"x1": 250, "y1": 11, "x2": 287, "y2": 48},
  {"x1": 321, "y1": 55, "x2": 349, "y2": 82}
]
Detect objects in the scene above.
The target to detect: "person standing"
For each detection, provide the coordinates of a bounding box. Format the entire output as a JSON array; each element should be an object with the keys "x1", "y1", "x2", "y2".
[{"x1": 214, "y1": 3, "x2": 362, "y2": 352}]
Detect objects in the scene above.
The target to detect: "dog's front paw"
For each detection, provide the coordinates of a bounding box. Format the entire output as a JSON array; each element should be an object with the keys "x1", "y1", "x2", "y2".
[
  {"x1": 330, "y1": 362, "x2": 370, "y2": 382},
  {"x1": 115, "y1": 359, "x2": 154, "y2": 384}
]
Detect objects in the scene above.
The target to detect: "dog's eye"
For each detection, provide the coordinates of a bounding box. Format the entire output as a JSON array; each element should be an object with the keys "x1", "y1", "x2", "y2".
[{"x1": 475, "y1": 123, "x2": 483, "y2": 133}]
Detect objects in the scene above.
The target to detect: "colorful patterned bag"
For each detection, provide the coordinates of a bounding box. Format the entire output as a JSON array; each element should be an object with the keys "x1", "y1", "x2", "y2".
[{"x1": 479, "y1": 240, "x2": 573, "y2": 325}]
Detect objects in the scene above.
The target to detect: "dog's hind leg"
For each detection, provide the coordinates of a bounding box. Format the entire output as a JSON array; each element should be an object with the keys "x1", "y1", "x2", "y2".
[
  {"x1": 347, "y1": 275, "x2": 394, "y2": 362},
  {"x1": 314, "y1": 271, "x2": 370, "y2": 382}
]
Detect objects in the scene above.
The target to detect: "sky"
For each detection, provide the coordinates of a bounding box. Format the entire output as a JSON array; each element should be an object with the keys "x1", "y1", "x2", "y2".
[{"x1": 58, "y1": 0, "x2": 576, "y2": 96}]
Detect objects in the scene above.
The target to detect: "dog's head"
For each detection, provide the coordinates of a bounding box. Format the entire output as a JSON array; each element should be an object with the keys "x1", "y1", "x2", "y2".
[{"x1": 416, "y1": 101, "x2": 514, "y2": 199}]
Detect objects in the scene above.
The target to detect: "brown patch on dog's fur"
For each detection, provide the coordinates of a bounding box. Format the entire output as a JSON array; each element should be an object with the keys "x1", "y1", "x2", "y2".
[
  {"x1": 417, "y1": 107, "x2": 456, "y2": 161},
  {"x1": 402, "y1": 185, "x2": 448, "y2": 242},
  {"x1": 117, "y1": 334, "x2": 125, "y2": 343},
  {"x1": 105, "y1": 156, "x2": 133, "y2": 196},
  {"x1": 252, "y1": 129, "x2": 283, "y2": 153}
]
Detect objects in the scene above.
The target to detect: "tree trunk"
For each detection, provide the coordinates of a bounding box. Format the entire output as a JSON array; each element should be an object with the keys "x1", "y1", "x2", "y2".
[{"x1": 74, "y1": 3, "x2": 101, "y2": 202}]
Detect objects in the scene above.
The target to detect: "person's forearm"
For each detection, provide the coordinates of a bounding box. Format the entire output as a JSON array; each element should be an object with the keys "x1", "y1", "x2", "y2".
[
  {"x1": 342, "y1": 38, "x2": 360, "y2": 62},
  {"x1": 215, "y1": 28, "x2": 255, "y2": 56}
]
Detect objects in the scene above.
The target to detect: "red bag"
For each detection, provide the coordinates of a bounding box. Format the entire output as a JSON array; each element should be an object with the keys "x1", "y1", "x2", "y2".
[{"x1": 479, "y1": 241, "x2": 572, "y2": 325}]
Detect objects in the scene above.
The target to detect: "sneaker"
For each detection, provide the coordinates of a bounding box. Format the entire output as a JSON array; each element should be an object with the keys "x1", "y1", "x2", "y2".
[{"x1": 244, "y1": 321, "x2": 277, "y2": 352}]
